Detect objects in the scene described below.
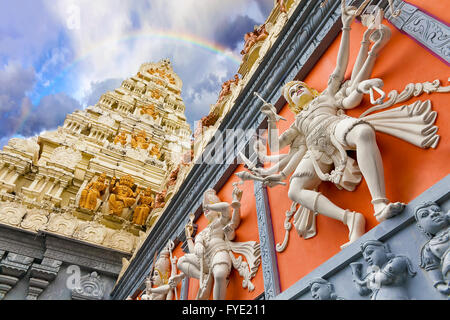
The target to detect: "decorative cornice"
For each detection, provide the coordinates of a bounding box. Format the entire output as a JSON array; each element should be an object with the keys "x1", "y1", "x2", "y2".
[{"x1": 386, "y1": 0, "x2": 449, "y2": 64}]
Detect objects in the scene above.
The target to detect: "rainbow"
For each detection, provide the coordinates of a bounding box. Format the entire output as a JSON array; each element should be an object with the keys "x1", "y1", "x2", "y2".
[
  {"x1": 11, "y1": 29, "x2": 243, "y2": 139},
  {"x1": 67, "y1": 29, "x2": 242, "y2": 72}
]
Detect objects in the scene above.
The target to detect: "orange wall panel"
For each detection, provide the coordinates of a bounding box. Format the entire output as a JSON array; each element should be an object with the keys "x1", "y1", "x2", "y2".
[
  {"x1": 267, "y1": 20, "x2": 450, "y2": 292},
  {"x1": 406, "y1": 0, "x2": 450, "y2": 24}
]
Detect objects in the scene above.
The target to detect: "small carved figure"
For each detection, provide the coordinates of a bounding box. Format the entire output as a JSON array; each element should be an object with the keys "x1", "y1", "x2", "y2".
[
  {"x1": 108, "y1": 175, "x2": 138, "y2": 217},
  {"x1": 150, "y1": 144, "x2": 161, "y2": 159},
  {"x1": 201, "y1": 112, "x2": 219, "y2": 128},
  {"x1": 141, "y1": 243, "x2": 185, "y2": 300},
  {"x1": 240, "y1": 24, "x2": 269, "y2": 55},
  {"x1": 131, "y1": 131, "x2": 150, "y2": 150},
  {"x1": 277, "y1": 0, "x2": 287, "y2": 14},
  {"x1": 140, "y1": 104, "x2": 159, "y2": 120},
  {"x1": 216, "y1": 74, "x2": 240, "y2": 105},
  {"x1": 132, "y1": 187, "x2": 154, "y2": 226},
  {"x1": 79, "y1": 173, "x2": 109, "y2": 211},
  {"x1": 414, "y1": 201, "x2": 450, "y2": 296},
  {"x1": 154, "y1": 189, "x2": 167, "y2": 209},
  {"x1": 151, "y1": 89, "x2": 161, "y2": 100},
  {"x1": 177, "y1": 186, "x2": 260, "y2": 300},
  {"x1": 309, "y1": 278, "x2": 344, "y2": 300},
  {"x1": 114, "y1": 131, "x2": 128, "y2": 147},
  {"x1": 167, "y1": 166, "x2": 180, "y2": 188},
  {"x1": 350, "y1": 240, "x2": 416, "y2": 300}
]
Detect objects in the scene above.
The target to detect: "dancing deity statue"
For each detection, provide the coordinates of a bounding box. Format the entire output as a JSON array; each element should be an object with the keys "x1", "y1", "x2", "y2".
[
  {"x1": 239, "y1": 1, "x2": 440, "y2": 249},
  {"x1": 177, "y1": 185, "x2": 260, "y2": 300},
  {"x1": 414, "y1": 202, "x2": 450, "y2": 296},
  {"x1": 141, "y1": 243, "x2": 185, "y2": 300},
  {"x1": 79, "y1": 173, "x2": 108, "y2": 211},
  {"x1": 107, "y1": 175, "x2": 138, "y2": 217},
  {"x1": 132, "y1": 187, "x2": 154, "y2": 226}
]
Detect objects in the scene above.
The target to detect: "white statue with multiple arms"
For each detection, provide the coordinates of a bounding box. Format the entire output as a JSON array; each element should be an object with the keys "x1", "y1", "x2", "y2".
[
  {"x1": 238, "y1": 0, "x2": 442, "y2": 249},
  {"x1": 177, "y1": 185, "x2": 260, "y2": 300}
]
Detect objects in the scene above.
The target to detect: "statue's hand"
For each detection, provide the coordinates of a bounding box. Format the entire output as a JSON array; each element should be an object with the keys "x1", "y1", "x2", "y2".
[
  {"x1": 145, "y1": 278, "x2": 152, "y2": 290},
  {"x1": 260, "y1": 103, "x2": 277, "y2": 121},
  {"x1": 357, "y1": 78, "x2": 384, "y2": 94},
  {"x1": 341, "y1": 3, "x2": 358, "y2": 27},
  {"x1": 263, "y1": 173, "x2": 285, "y2": 186},
  {"x1": 435, "y1": 283, "x2": 450, "y2": 295},
  {"x1": 168, "y1": 277, "x2": 177, "y2": 289},
  {"x1": 251, "y1": 167, "x2": 265, "y2": 177}
]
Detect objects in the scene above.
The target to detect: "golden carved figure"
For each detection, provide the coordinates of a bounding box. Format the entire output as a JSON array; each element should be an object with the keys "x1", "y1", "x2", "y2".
[
  {"x1": 131, "y1": 131, "x2": 150, "y2": 150},
  {"x1": 132, "y1": 187, "x2": 154, "y2": 226},
  {"x1": 79, "y1": 173, "x2": 108, "y2": 211},
  {"x1": 108, "y1": 175, "x2": 138, "y2": 217},
  {"x1": 151, "y1": 89, "x2": 162, "y2": 100},
  {"x1": 140, "y1": 104, "x2": 159, "y2": 120},
  {"x1": 150, "y1": 145, "x2": 161, "y2": 159},
  {"x1": 114, "y1": 131, "x2": 128, "y2": 146}
]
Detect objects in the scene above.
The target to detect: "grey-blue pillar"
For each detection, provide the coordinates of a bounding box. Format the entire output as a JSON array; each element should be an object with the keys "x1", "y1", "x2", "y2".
[
  {"x1": 254, "y1": 181, "x2": 281, "y2": 300},
  {"x1": 179, "y1": 276, "x2": 189, "y2": 300}
]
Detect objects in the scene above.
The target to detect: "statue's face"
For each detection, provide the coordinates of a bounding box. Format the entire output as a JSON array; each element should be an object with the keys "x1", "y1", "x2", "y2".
[
  {"x1": 363, "y1": 245, "x2": 388, "y2": 267},
  {"x1": 416, "y1": 204, "x2": 447, "y2": 235},
  {"x1": 152, "y1": 270, "x2": 162, "y2": 286},
  {"x1": 289, "y1": 83, "x2": 314, "y2": 107},
  {"x1": 310, "y1": 283, "x2": 332, "y2": 300}
]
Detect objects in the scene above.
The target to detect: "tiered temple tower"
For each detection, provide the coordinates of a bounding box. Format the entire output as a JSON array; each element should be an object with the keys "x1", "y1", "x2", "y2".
[{"x1": 0, "y1": 59, "x2": 192, "y2": 256}]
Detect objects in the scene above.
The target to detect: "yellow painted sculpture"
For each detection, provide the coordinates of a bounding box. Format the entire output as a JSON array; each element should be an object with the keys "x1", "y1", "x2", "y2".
[
  {"x1": 132, "y1": 187, "x2": 154, "y2": 226},
  {"x1": 79, "y1": 173, "x2": 108, "y2": 211},
  {"x1": 131, "y1": 131, "x2": 150, "y2": 150},
  {"x1": 140, "y1": 104, "x2": 159, "y2": 120},
  {"x1": 114, "y1": 131, "x2": 128, "y2": 146},
  {"x1": 150, "y1": 145, "x2": 161, "y2": 159},
  {"x1": 108, "y1": 175, "x2": 138, "y2": 217},
  {"x1": 151, "y1": 89, "x2": 162, "y2": 100}
]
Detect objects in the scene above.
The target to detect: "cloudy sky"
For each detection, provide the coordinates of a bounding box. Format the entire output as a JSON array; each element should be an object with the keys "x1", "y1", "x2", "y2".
[{"x1": 0, "y1": 0, "x2": 274, "y2": 147}]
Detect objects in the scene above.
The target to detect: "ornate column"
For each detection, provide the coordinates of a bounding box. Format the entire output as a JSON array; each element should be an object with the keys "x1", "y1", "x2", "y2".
[
  {"x1": 253, "y1": 181, "x2": 281, "y2": 300},
  {"x1": 179, "y1": 277, "x2": 189, "y2": 300}
]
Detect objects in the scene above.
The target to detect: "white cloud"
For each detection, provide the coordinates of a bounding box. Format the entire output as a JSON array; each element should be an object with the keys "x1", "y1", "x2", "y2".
[{"x1": 39, "y1": 0, "x2": 273, "y2": 123}]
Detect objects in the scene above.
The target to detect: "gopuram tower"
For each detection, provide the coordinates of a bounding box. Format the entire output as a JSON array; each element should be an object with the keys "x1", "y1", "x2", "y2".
[{"x1": 0, "y1": 58, "x2": 191, "y2": 277}]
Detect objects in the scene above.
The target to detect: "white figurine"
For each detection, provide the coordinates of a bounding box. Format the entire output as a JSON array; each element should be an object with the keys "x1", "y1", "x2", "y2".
[
  {"x1": 177, "y1": 185, "x2": 260, "y2": 300},
  {"x1": 141, "y1": 241, "x2": 185, "y2": 300}
]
